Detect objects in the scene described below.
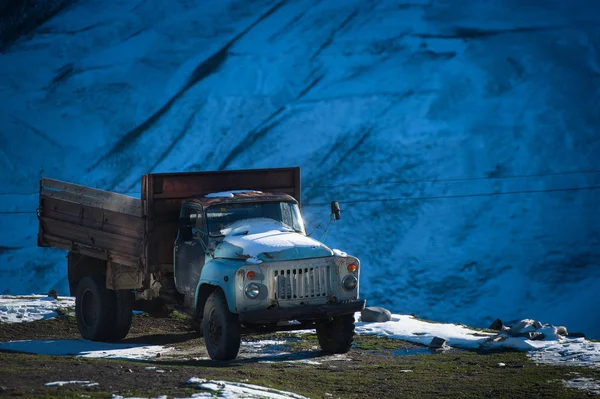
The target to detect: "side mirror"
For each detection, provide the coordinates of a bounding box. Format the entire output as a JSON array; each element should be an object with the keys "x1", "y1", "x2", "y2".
[{"x1": 331, "y1": 201, "x2": 341, "y2": 221}]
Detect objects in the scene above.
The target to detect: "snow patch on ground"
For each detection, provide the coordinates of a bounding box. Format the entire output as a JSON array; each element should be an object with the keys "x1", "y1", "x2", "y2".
[
  {"x1": 45, "y1": 380, "x2": 98, "y2": 387},
  {"x1": 561, "y1": 376, "x2": 600, "y2": 396},
  {"x1": 356, "y1": 313, "x2": 600, "y2": 368},
  {"x1": 0, "y1": 295, "x2": 74, "y2": 323},
  {"x1": 0, "y1": 339, "x2": 172, "y2": 360},
  {"x1": 110, "y1": 379, "x2": 313, "y2": 399},
  {"x1": 186, "y1": 377, "x2": 310, "y2": 399},
  {"x1": 240, "y1": 339, "x2": 346, "y2": 365},
  {"x1": 356, "y1": 313, "x2": 492, "y2": 348},
  {"x1": 527, "y1": 338, "x2": 600, "y2": 368}
]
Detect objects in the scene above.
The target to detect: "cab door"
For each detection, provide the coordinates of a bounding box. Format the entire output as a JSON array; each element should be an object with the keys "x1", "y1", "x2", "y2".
[{"x1": 174, "y1": 203, "x2": 207, "y2": 296}]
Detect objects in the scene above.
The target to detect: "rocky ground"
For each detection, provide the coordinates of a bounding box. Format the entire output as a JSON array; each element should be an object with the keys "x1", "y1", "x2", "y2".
[{"x1": 0, "y1": 312, "x2": 599, "y2": 398}]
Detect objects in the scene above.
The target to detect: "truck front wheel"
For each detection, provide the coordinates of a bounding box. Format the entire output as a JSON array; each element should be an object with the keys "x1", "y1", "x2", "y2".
[
  {"x1": 75, "y1": 276, "x2": 116, "y2": 341},
  {"x1": 202, "y1": 290, "x2": 241, "y2": 361},
  {"x1": 316, "y1": 314, "x2": 355, "y2": 354}
]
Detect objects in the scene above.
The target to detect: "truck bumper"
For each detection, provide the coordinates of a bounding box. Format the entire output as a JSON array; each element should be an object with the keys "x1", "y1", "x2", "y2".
[{"x1": 238, "y1": 299, "x2": 366, "y2": 324}]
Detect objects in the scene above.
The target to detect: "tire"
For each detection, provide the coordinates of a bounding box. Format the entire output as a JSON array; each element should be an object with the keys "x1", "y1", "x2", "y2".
[
  {"x1": 202, "y1": 290, "x2": 241, "y2": 361},
  {"x1": 75, "y1": 276, "x2": 116, "y2": 341},
  {"x1": 107, "y1": 290, "x2": 133, "y2": 341},
  {"x1": 316, "y1": 314, "x2": 355, "y2": 354}
]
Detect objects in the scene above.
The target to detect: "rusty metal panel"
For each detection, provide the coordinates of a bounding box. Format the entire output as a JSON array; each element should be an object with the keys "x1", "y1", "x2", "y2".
[
  {"x1": 150, "y1": 222, "x2": 178, "y2": 270},
  {"x1": 146, "y1": 167, "x2": 301, "y2": 202},
  {"x1": 142, "y1": 167, "x2": 301, "y2": 272},
  {"x1": 106, "y1": 262, "x2": 143, "y2": 290}
]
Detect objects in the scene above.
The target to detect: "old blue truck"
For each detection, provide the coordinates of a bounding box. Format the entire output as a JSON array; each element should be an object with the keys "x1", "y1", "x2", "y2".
[{"x1": 38, "y1": 167, "x2": 365, "y2": 360}]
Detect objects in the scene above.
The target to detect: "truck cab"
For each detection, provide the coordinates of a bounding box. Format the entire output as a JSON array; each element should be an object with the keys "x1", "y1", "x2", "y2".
[{"x1": 174, "y1": 191, "x2": 364, "y2": 360}]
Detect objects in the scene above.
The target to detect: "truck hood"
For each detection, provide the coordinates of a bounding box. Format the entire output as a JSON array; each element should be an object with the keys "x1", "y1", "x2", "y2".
[{"x1": 213, "y1": 218, "x2": 333, "y2": 262}]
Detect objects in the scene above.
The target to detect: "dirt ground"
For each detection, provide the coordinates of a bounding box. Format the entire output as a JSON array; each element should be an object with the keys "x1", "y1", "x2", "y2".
[{"x1": 0, "y1": 313, "x2": 599, "y2": 398}]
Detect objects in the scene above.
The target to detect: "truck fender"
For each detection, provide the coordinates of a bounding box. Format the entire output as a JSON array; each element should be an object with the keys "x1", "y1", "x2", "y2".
[{"x1": 194, "y1": 281, "x2": 237, "y2": 319}]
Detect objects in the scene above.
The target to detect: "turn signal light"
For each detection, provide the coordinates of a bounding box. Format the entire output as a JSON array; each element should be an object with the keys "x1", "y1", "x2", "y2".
[
  {"x1": 347, "y1": 263, "x2": 357, "y2": 273},
  {"x1": 247, "y1": 271, "x2": 256, "y2": 280}
]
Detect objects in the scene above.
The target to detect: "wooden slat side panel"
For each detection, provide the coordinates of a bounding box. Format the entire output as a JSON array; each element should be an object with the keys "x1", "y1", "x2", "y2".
[
  {"x1": 41, "y1": 196, "x2": 143, "y2": 239},
  {"x1": 42, "y1": 178, "x2": 140, "y2": 209},
  {"x1": 41, "y1": 188, "x2": 141, "y2": 217},
  {"x1": 40, "y1": 217, "x2": 142, "y2": 258},
  {"x1": 42, "y1": 234, "x2": 140, "y2": 267}
]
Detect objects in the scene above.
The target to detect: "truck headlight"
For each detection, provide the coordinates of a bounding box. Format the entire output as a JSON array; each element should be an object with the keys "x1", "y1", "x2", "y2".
[
  {"x1": 342, "y1": 275, "x2": 358, "y2": 291},
  {"x1": 245, "y1": 283, "x2": 260, "y2": 299}
]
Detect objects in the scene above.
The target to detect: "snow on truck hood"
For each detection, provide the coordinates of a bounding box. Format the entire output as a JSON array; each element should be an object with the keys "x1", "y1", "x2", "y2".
[{"x1": 214, "y1": 219, "x2": 333, "y2": 262}]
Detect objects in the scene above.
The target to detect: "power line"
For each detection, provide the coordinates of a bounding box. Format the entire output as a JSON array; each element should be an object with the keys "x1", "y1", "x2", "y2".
[
  {"x1": 0, "y1": 169, "x2": 597, "y2": 196},
  {"x1": 305, "y1": 169, "x2": 600, "y2": 189},
  {"x1": 2, "y1": 185, "x2": 600, "y2": 214},
  {"x1": 303, "y1": 185, "x2": 600, "y2": 207}
]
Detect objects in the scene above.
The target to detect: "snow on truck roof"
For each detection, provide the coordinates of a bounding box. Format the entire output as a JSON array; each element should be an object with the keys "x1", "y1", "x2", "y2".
[
  {"x1": 205, "y1": 190, "x2": 263, "y2": 198},
  {"x1": 186, "y1": 191, "x2": 298, "y2": 207}
]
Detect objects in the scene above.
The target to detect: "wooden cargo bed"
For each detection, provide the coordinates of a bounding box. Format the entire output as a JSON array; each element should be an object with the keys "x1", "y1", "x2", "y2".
[{"x1": 38, "y1": 178, "x2": 144, "y2": 268}]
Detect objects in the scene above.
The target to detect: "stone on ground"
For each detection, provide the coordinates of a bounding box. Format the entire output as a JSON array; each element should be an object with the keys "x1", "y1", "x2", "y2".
[
  {"x1": 489, "y1": 318, "x2": 503, "y2": 331},
  {"x1": 361, "y1": 307, "x2": 392, "y2": 322},
  {"x1": 429, "y1": 336, "x2": 448, "y2": 349}
]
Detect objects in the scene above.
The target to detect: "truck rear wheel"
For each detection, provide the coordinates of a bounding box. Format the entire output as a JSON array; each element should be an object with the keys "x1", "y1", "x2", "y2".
[
  {"x1": 202, "y1": 290, "x2": 240, "y2": 361},
  {"x1": 75, "y1": 276, "x2": 116, "y2": 341},
  {"x1": 108, "y1": 290, "x2": 133, "y2": 341},
  {"x1": 75, "y1": 276, "x2": 133, "y2": 341},
  {"x1": 316, "y1": 314, "x2": 355, "y2": 354}
]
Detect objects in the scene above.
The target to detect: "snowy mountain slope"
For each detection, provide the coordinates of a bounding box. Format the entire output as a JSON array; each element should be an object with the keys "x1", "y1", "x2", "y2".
[{"x1": 1, "y1": 0, "x2": 599, "y2": 337}]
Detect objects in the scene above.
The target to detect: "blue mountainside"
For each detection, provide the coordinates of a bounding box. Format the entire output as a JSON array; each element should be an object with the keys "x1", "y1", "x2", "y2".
[{"x1": 0, "y1": 0, "x2": 599, "y2": 337}]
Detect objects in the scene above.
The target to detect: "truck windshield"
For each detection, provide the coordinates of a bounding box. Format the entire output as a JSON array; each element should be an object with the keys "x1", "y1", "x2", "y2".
[{"x1": 206, "y1": 202, "x2": 305, "y2": 236}]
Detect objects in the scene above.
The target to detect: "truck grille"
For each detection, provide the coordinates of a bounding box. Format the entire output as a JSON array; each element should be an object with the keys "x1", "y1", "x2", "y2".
[{"x1": 273, "y1": 266, "x2": 333, "y2": 300}]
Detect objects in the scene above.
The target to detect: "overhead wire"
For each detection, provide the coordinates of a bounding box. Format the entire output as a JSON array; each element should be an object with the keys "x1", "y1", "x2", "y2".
[
  {"x1": 304, "y1": 168, "x2": 600, "y2": 189},
  {"x1": 2, "y1": 185, "x2": 600, "y2": 214},
  {"x1": 303, "y1": 185, "x2": 600, "y2": 207},
  {"x1": 0, "y1": 169, "x2": 598, "y2": 213},
  {"x1": 0, "y1": 168, "x2": 597, "y2": 196}
]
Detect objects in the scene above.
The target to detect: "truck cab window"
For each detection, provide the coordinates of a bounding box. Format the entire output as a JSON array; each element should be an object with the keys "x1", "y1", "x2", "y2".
[
  {"x1": 178, "y1": 204, "x2": 204, "y2": 242},
  {"x1": 206, "y1": 201, "x2": 305, "y2": 236}
]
